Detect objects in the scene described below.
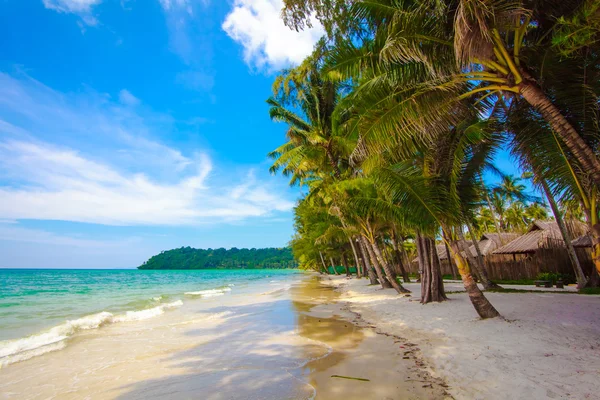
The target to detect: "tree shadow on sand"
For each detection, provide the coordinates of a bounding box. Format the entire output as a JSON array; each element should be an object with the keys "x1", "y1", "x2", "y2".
[{"x1": 113, "y1": 278, "x2": 367, "y2": 400}]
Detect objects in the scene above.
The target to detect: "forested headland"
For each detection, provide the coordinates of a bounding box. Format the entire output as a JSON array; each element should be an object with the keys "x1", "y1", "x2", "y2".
[{"x1": 138, "y1": 247, "x2": 295, "y2": 270}]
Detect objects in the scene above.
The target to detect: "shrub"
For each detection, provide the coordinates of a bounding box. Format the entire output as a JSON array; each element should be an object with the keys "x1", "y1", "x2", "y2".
[{"x1": 536, "y1": 272, "x2": 575, "y2": 285}]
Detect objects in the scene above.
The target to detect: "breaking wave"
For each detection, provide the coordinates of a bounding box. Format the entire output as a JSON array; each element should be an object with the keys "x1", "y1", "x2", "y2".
[{"x1": 0, "y1": 300, "x2": 183, "y2": 368}]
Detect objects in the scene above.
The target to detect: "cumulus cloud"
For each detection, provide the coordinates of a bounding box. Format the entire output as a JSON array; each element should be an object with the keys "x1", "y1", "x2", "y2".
[
  {"x1": 222, "y1": 0, "x2": 324, "y2": 70},
  {"x1": 0, "y1": 73, "x2": 295, "y2": 226},
  {"x1": 42, "y1": 0, "x2": 102, "y2": 25}
]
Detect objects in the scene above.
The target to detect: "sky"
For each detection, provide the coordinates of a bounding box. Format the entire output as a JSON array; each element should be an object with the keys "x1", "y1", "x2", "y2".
[
  {"x1": 0, "y1": 0, "x2": 523, "y2": 269},
  {"x1": 0, "y1": 0, "x2": 327, "y2": 268}
]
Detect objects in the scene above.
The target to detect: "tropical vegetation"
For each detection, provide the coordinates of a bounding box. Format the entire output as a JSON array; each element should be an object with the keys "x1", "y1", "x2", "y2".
[
  {"x1": 268, "y1": 0, "x2": 600, "y2": 319},
  {"x1": 138, "y1": 247, "x2": 295, "y2": 269}
]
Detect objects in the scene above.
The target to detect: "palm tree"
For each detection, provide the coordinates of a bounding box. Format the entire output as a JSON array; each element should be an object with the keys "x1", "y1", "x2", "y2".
[
  {"x1": 494, "y1": 175, "x2": 527, "y2": 204},
  {"x1": 490, "y1": 191, "x2": 508, "y2": 230},
  {"x1": 525, "y1": 203, "x2": 548, "y2": 222},
  {"x1": 475, "y1": 207, "x2": 496, "y2": 233},
  {"x1": 504, "y1": 202, "x2": 529, "y2": 232}
]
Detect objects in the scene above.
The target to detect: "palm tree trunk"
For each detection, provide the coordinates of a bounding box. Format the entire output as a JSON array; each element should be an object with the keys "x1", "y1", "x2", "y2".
[
  {"x1": 520, "y1": 80, "x2": 600, "y2": 187},
  {"x1": 325, "y1": 146, "x2": 342, "y2": 180},
  {"x1": 391, "y1": 232, "x2": 411, "y2": 282},
  {"x1": 348, "y1": 237, "x2": 362, "y2": 278},
  {"x1": 465, "y1": 222, "x2": 501, "y2": 289},
  {"x1": 481, "y1": 176, "x2": 504, "y2": 235},
  {"x1": 372, "y1": 240, "x2": 410, "y2": 294},
  {"x1": 444, "y1": 228, "x2": 501, "y2": 319},
  {"x1": 417, "y1": 234, "x2": 447, "y2": 303},
  {"x1": 362, "y1": 236, "x2": 392, "y2": 289},
  {"x1": 358, "y1": 237, "x2": 378, "y2": 284},
  {"x1": 341, "y1": 256, "x2": 350, "y2": 276},
  {"x1": 540, "y1": 179, "x2": 588, "y2": 288},
  {"x1": 319, "y1": 251, "x2": 328, "y2": 274},
  {"x1": 330, "y1": 257, "x2": 340, "y2": 275},
  {"x1": 443, "y1": 237, "x2": 458, "y2": 280}
]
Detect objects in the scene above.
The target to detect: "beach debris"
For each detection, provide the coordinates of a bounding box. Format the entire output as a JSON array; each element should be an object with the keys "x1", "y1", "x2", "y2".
[{"x1": 331, "y1": 375, "x2": 370, "y2": 382}]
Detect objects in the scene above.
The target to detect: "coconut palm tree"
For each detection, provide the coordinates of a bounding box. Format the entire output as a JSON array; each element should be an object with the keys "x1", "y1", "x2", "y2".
[
  {"x1": 494, "y1": 175, "x2": 528, "y2": 204},
  {"x1": 317, "y1": 0, "x2": 600, "y2": 189}
]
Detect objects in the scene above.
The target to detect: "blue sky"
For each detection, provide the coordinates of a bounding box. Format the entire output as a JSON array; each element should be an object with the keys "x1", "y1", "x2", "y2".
[
  {"x1": 0, "y1": 0, "x2": 523, "y2": 269},
  {"x1": 0, "y1": 0, "x2": 327, "y2": 268}
]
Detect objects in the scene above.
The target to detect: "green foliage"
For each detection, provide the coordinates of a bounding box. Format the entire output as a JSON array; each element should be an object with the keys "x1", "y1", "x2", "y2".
[
  {"x1": 579, "y1": 287, "x2": 600, "y2": 295},
  {"x1": 553, "y1": 2, "x2": 600, "y2": 56},
  {"x1": 536, "y1": 272, "x2": 576, "y2": 285},
  {"x1": 138, "y1": 247, "x2": 296, "y2": 270}
]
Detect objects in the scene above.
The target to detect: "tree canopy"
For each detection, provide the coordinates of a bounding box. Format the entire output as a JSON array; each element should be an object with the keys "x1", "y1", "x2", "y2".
[{"x1": 138, "y1": 247, "x2": 296, "y2": 270}]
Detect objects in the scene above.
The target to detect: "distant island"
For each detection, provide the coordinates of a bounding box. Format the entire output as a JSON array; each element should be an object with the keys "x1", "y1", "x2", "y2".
[{"x1": 138, "y1": 247, "x2": 296, "y2": 270}]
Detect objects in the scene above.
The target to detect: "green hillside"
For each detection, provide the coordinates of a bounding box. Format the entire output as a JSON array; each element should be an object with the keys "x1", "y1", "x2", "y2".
[{"x1": 138, "y1": 247, "x2": 296, "y2": 270}]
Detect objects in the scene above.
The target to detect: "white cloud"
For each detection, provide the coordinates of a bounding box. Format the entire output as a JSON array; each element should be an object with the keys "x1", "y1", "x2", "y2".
[
  {"x1": 222, "y1": 0, "x2": 324, "y2": 70},
  {"x1": 43, "y1": 0, "x2": 101, "y2": 13},
  {"x1": 0, "y1": 73, "x2": 295, "y2": 226},
  {"x1": 42, "y1": 0, "x2": 101, "y2": 25},
  {"x1": 119, "y1": 89, "x2": 140, "y2": 106},
  {"x1": 0, "y1": 138, "x2": 293, "y2": 226}
]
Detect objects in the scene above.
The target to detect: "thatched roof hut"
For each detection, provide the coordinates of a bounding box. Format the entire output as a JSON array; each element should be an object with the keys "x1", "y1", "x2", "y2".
[
  {"x1": 572, "y1": 234, "x2": 592, "y2": 248},
  {"x1": 412, "y1": 244, "x2": 448, "y2": 263},
  {"x1": 412, "y1": 233, "x2": 518, "y2": 262},
  {"x1": 492, "y1": 221, "x2": 587, "y2": 255},
  {"x1": 467, "y1": 233, "x2": 520, "y2": 256}
]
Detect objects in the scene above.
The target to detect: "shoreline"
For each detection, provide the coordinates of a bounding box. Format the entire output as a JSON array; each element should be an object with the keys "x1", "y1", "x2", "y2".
[
  {"x1": 1, "y1": 272, "x2": 450, "y2": 399},
  {"x1": 294, "y1": 275, "x2": 452, "y2": 399},
  {"x1": 322, "y1": 276, "x2": 600, "y2": 400}
]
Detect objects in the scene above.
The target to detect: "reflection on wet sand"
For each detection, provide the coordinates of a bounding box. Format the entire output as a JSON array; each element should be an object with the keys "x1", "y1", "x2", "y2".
[{"x1": 290, "y1": 275, "x2": 450, "y2": 399}]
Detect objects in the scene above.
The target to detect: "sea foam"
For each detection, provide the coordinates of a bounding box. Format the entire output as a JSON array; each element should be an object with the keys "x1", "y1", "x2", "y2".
[
  {"x1": 0, "y1": 300, "x2": 183, "y2": 368},
  {"x1": 184, "y1": 287, "x2": 232, "y2": 297}
]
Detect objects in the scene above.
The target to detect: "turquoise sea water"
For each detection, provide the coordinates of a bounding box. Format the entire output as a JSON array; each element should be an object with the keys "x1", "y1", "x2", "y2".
[{"x1": 0, "y1": 268, "x2": 301, "y2": 365}]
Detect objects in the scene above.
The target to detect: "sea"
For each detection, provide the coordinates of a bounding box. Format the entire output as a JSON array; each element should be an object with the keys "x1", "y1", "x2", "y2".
[{"x1": 0, "y1": 269, "x2": 301, "y2": 367}]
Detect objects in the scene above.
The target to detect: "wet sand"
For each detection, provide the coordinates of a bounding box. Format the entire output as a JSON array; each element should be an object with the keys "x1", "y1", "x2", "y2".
[
  {"x1": 0, "y1": 274, "x2": 449, "y2": 399},
  {"x1": 293, "y1": 276, "x2": 450, "y2": 400}
]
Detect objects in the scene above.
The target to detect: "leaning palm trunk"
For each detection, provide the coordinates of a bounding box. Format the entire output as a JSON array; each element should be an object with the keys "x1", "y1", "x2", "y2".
[
  {"x1": 348, "y1": 237, "x2": 362, "y2": 278},
  {"x1": 362, "y1": 236, "x2": 392, "y2": 289},
  {"x1": 481, "y1": 176, "x2": 503, "y2": 235},
  {"x1": 341, "y1": 256, "x2": 350, "y2": 276},
  {"x1": 330, "y1": 257, "x2": 340, "y2": 275},
  {"x1": 391, "y1": 234, "x2": 411, "y2": 282},
  {"x1": 465, "y1": 223, "x2": 500, "y2": 289},
  {"x1": 540, "y1": 179, "x2": 587, "y2": 288},
  {"x1": 416, "y1": 234, "x2": 447, "y2": 303},
  {"x1": 318, "y1": 251, "x2": 328, "y2": 274},
  {"x1": 372, "y1": 240, "x2": 410, "y2": 294},
  {"x1": 588, "y1": 224, "x2": 600, "y2": 281},
  {"x1": 520, "y1": 79, "x2": 600, "y2": 188},
  {"x1": 358, "y1": 237, "x2": 378, "y2": 285},
  {"x1": 443, "y1": 239, "x2": 458, "y2": 280},
  {"x1": 448, "y1": 236, "x2": 501, "y2": 319}
]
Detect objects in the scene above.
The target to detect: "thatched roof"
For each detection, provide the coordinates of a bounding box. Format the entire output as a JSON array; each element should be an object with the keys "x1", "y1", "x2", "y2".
[
  {"x1": 572, "y1": 234, "x2": 592, "y2": 248},
  {"x1": 467, "y1": 233, "x2": 520, "y2": 256},
  {"x1": 411, "y1": 233, "x2": 521, "y2": 263},
  {"x1": 412, "y1": 244, "x2": 449, "y2": 263},
  {"x1": 492, "y1": 221, "x2": 586, "y2": 255}
]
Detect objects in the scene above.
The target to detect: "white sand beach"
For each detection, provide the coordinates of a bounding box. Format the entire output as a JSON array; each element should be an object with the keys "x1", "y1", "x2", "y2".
[{"x1": 323, "y1": 276, "x2": 600, "y2": 400}]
